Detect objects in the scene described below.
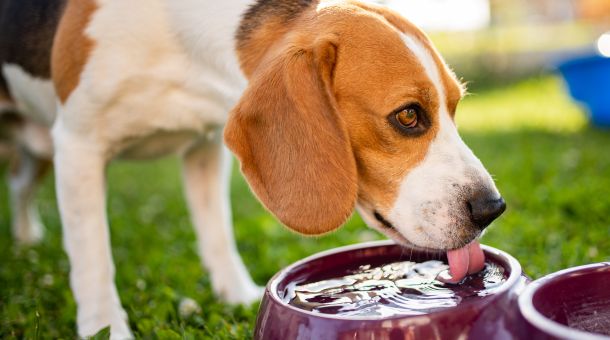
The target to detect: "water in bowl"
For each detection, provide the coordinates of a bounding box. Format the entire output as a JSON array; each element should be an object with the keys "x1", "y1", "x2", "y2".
[
  {"x1": 283, "y1": 260, "x2": 506, "y2": 317},
  {"x1": 566, "y1": 304, "x2": 610, "y2": 336}
]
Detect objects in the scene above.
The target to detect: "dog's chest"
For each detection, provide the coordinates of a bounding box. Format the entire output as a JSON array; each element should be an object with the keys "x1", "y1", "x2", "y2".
[
  {"x1": 115, "y1": 130, "x2": 207, "y2": 160},
  {"x1": 3, "y1": 0, "x2": 256, "y2": 159},
  {"x1": 68, "y1": 0, "x2": 254, "y2": 158}
]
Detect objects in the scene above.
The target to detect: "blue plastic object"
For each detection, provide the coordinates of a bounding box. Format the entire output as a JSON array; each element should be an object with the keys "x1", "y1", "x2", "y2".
[{"x1": 557, "y1": 54, "x2": 610, "y2": 127}]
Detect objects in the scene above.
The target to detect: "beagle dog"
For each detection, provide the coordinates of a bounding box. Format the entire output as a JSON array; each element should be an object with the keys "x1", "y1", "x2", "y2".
[{"x1": 0, "y1": 0, "x2": 506, "y2": 337}]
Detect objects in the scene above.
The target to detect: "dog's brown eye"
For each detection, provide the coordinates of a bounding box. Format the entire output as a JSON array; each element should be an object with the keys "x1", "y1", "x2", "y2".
[{"x1": 396, "y1": 108, "x2": 418, "y2": 128}]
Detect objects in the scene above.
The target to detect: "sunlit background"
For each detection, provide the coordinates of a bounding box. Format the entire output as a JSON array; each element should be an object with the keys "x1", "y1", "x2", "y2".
[{"x1": 366, "y1": 0, "x2": 610, "y2": 91}]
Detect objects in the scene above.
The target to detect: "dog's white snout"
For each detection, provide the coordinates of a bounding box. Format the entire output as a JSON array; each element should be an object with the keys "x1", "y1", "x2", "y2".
[{"x1": 385, "y1": 111, "x2": 502, "y2": 249}]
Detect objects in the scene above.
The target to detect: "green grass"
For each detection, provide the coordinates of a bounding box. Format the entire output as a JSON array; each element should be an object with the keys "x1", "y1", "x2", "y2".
[{"x1": 1, "y1": 76, "x2": 609, "y2": 338}]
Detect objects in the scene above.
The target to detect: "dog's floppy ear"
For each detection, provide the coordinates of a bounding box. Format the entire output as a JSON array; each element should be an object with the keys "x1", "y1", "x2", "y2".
[{"x1": 225, "y1": 37, "x2": 358, "y2": 235}]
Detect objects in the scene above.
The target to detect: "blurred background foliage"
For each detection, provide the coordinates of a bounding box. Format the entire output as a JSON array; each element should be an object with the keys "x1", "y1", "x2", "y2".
[{"x1": 374, "y1": 0, "x2": 610, "y2": 89}]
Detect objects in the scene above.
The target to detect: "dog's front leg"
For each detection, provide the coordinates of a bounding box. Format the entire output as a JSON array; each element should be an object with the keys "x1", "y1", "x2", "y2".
[
  {"x1": 53, "y1": 124, "x2": 132, "y2": 339},
  {"x1": 182, "y1": 137, "x2": 263, "y2": 305}
]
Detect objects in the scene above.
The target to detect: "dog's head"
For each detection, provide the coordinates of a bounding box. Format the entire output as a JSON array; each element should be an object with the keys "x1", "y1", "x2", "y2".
[{"x1": 225, "y1": 1, "x2": 505, "y2": 251}]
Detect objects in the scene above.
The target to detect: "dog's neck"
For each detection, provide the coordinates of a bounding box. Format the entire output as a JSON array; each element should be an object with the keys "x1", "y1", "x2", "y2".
[{"x1": 235, "y1": 0, "x2": 319, "y2": 77}]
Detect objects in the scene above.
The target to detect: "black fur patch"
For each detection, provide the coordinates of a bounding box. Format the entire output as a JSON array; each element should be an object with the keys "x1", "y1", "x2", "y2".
[
  {"x1": 0, "y1": 111, "x2": 23, "y2": 140},
  {"x1": 236, "y1": 0, "x2": 316, "y2": 46},
  {"x1": 0, "y1": 0, "x2": 67, "y2": 97}
]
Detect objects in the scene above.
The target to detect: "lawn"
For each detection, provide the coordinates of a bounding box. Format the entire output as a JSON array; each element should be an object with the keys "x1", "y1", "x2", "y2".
[{"x1": 1, "y1": 76, "x2": 609, "y2": 338}]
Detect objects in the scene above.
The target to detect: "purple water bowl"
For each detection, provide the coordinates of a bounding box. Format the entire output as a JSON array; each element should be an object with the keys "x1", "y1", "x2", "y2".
[
  {"x1": 254, "y1": 240, "x2": 529, "y2": 340},
  {"x1": 518, "y1": 262, "x2": 610, "y2": 339}
]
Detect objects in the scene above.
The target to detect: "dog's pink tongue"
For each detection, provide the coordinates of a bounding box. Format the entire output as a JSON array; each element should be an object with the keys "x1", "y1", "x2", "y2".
[
  {"x1": 444, "y1": 241, "x2": 485, "y2": 283},
  {"x1": 467, "y1": 240, "x2": 485, "y2": 274}
]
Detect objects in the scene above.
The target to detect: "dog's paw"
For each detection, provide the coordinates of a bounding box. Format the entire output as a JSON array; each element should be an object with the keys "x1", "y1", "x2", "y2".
[
  {"x1": 78, "y1": 307, "x2": 133, "y2": 340},
  {"x1": 109, "y1": 326, "x2": 133, "y2": 340},
  {"x1": 109, "y1": 314, "x2": 133, "y2": 340},
  {"x1": 90, "y1": 325, "x2": 133, "y2": 340},
  {"x1": 219, "y1": 283, "x2": 265, "y2": 305},
  {"x1": 81, "y1": 323, "x2": 133, "y2": 340},
  {"x1": 13, "y1": 218, "x2": 45, "y2": 245}
]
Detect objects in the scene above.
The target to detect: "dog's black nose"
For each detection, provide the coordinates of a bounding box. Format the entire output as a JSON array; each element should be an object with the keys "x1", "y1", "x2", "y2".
[{"x1": 467, "y1": 195, "x2": 506, "y2": 230}]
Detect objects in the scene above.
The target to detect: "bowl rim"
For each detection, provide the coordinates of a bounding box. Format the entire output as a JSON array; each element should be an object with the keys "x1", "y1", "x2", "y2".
[
  {"x1": 518, "y1": 262, "x2": 610, "y2": 340},
  {"x1": 267, "y1": 240, "x2": 523, "y2": 321}
]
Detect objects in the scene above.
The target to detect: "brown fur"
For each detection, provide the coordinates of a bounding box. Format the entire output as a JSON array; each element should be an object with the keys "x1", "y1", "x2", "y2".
[
  {"x1": 51, "y1": 0, "x2": 96, "y2": 103},
  {"x1": 329, "y1": 4, "x2": 439, "y2": 216},
  {"x1": 0, "y1": 92, "x2": 21, "y2": 142},
  {"x1": 0, "y1": 90, "x2": 10, "y2": 102},
  {"x1": 350, "y1": 1, "x2": 463, "y2": 115},
  {"x1": 0, "y1": 77, "x2": 14, "y2": 113},
  {"x1": 225, "y1": 34, "x2": 358, "y2": 235},
  {"x1": 226, "y1": 1, "x2": 464, "y2": 234}
]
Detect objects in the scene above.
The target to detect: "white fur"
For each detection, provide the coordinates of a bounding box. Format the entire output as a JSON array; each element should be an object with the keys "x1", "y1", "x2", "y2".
[
  {"x1": 16, "y1": 121, "x2": 54, "y2": 159},
  {"x1": 1, "y1": 63, "x2": 56, "y2": 125},
  {"x1": 2, "y1": 64, "x2": 54, "y2": 245},
  {"x1": 52, "y1": 121, "x2": 132, "y2": 338},
  {"x1": 59, "y1": 0, "x2": 246, "y2": 154},
  {"x1": 9, "y1": 147, "x2": 46, "y2": 244},
  {"x1": 8, "y1": 121, "x2": 53, "y2": 244},
  {"x1": 182, "y1": 137, "x2": 263, "y2": 304},
  {"x1": 164, "y1": 0, "x2": 250, "y2": 78},
  {"x1": 386, "y1": 34, "x2": 500, "y2": 249},
  {"x1": 46, "y1": 0, "x2": 258, "y2": 338}
]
